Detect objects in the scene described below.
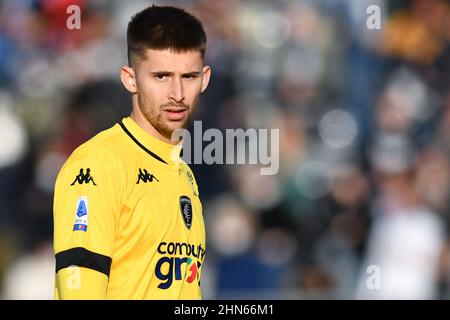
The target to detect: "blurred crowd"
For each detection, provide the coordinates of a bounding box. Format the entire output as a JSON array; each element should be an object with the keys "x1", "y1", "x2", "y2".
[{"x1": 0, "y1": 0, "x2": 450, "y2": 299}]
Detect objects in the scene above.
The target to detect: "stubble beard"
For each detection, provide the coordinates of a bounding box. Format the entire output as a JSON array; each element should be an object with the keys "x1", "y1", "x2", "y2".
[{"x1": 137, "y1": 92, "x2": 200, "y2": 142}]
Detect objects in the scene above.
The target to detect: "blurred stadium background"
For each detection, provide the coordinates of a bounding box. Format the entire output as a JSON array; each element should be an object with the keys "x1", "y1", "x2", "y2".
[{"x1": 0, "y1": 0, "x2": 450, "y2": 299}]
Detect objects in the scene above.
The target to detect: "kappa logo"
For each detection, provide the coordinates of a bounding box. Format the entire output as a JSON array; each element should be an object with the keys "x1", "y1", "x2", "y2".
[
  {"x1": 178, "y1": 166, "x2": 198, "y2": 197},
  {"x1": 136, "y1": 168, "x2": 159, "y2": 184},
  {"x1": 179, "y1": 196, "x2": 193, "y2": 229},
  {"x1": 186, "y1": 170, "x2": 199, "y2": 197},
  {"x1": 70, "y1": 168, "x2": 97, "y2": 186}
]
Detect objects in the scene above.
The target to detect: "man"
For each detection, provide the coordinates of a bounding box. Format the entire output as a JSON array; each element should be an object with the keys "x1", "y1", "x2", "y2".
[{"x1": 53, "y1": 5, "x2": 211, "y2": 299}]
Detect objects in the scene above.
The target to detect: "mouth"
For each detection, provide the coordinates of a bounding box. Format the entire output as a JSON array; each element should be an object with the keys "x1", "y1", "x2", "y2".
[{"x1": 163, "y1": 107, "x2": 188, "y2": 121}]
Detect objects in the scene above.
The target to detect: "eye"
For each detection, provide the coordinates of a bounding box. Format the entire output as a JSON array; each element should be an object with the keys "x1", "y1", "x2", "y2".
[
  {"x1": 154, "y1": 74, "x2": 167, "y2": 80},
  {"x1": 183, "y1": 74, "x2": 198, "y2": 80}
]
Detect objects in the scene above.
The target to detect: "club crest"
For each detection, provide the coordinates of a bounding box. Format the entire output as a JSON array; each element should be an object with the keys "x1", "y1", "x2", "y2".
[{"x1": 179, "y1": 195, "x2": 193, "y2": 229}]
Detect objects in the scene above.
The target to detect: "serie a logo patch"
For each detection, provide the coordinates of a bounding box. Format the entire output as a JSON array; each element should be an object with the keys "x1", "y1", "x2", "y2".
[{"x1": 73, "y1": 196, "x2": 88, "y2": 232}]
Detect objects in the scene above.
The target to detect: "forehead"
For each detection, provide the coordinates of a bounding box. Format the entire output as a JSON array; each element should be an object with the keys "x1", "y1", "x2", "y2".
[{"x1": 139, "y1": 48, "x2": 203, "y2": 71}]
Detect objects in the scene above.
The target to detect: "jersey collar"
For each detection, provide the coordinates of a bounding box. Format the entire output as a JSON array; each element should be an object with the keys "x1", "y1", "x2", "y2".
[{"x1": 120, "y1": 117, "x2": 183, "y2": 166}]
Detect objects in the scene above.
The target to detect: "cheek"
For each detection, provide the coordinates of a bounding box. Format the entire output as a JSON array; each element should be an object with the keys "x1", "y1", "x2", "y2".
[
  {"x1": 138, "y1": 80, "x2": 163, "y2": 105},
  {"x1": 185, "y1": 81, "x2": 203, "y2": 101}
]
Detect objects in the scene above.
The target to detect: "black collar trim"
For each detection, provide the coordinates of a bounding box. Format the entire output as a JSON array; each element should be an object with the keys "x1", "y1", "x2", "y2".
[{"x1": 119, "y1": 120, "x2": 168, "y2": 164}]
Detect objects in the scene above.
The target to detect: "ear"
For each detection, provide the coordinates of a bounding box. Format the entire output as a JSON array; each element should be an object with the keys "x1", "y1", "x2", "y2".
[
  {"x1": 120, "y1": 66, "x2": 137, "y2": 94},
  {"x1": 200, "y1": 65, "x2": 211, "y2": 93}
]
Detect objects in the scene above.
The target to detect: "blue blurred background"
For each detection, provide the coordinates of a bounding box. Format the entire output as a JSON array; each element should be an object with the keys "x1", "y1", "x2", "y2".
[{"x1": 0, "y1": 0, "x2": 450, "y2": 299}]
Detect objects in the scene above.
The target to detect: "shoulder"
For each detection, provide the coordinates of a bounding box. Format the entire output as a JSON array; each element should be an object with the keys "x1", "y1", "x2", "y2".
[
  {"x1": 65, "y1": 124, "x2": 124, "y2": 166},
  {"x1": 57, "y1": 123, "x2": 127, "y2": 181}
]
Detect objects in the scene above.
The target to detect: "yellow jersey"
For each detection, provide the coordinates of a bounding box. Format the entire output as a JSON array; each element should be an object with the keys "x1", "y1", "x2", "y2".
[{"x1": 53, "y1": 117, "x2": 206, "y2": 299}]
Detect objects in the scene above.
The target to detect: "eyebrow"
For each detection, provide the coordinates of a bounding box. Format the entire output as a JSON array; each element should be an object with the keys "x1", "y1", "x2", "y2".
[{"x1": 150, "y1": 71, "x2": 201, "y2": 77}]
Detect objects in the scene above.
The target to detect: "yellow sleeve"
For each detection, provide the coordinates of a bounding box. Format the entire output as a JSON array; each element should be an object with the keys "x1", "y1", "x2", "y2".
[
  {"x1": 53, "y1": 146, "x2": 123, "y2": 299},
  {"x1": 55, "y1": 267, "x2": 109, "y2": 299}
]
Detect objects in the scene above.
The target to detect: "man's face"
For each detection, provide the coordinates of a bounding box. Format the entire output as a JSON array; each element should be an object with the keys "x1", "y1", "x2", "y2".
[{"x1": 127, "y1": 48, "x2": 210, "y2": 141}]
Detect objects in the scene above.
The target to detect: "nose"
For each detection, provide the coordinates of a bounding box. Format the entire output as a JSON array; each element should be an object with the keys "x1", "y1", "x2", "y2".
[{"x1": 168, "y1": 77, "x2": 185, "y2": 103}]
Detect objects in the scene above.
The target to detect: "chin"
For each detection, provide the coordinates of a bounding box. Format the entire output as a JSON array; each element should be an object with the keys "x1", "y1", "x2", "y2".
[
  {"x1": 170, "y1": 119, "x2": 190, "y2": 130},
  {"x1": 161, "y1": 122, "x2": 188, "y2": 141}
]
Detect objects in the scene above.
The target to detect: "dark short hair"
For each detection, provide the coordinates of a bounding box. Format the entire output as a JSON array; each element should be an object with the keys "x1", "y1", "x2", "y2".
[{"x1": 127, "y1": 5, "x2": 207, "y2": 66}]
